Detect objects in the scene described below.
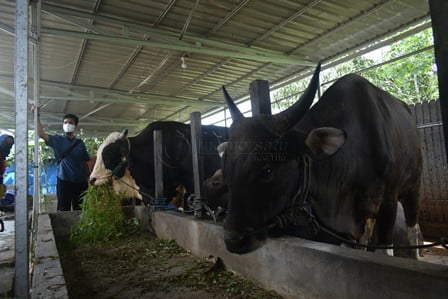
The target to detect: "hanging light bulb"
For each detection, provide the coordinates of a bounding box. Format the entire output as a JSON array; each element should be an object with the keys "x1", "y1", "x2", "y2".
[{"x1": 181, "y1": 56, "x2": 187, "y2": 69}]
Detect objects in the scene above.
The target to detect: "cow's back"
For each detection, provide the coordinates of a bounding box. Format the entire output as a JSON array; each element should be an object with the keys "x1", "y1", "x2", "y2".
[
  {"x1": 128, "y1": 121, "x2": 228, "y2": 197},
  {"x1": 297, "y1": 74, "x2": 422, "y2": 235}
]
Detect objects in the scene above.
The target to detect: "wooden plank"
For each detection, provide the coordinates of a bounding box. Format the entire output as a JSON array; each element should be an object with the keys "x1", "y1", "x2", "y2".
[
  {"x1": 423, "y1": 101, "x2": 437, "y2": 202},
  {"x1": 415, "y1": 103, "x2": 431, "y2": 202},
  {"x1": 249, "y1": 79, "x2": 272, "y2": 116},
  {"x1": 430, "y1": 101, "x2": 448, "y2": 200},
  {"x1": 153, "y1": 130, "x2": 164, "y2": 199}
]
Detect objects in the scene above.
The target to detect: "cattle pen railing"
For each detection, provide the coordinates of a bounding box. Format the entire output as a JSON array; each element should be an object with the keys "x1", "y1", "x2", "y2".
[{"x1": 411, "y1": 99, "x2": 448, "y2": 238}]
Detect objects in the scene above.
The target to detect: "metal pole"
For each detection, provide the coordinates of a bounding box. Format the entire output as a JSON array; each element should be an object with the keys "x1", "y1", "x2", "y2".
[
  {"x1": 32, "y1": 0, "x2": 41, "y2": 231},
  {"x1": 190, "y1": 112, "x2": 204, "y2": 218},
  {"x1": 153, "y1": 130, "x2": 164, "y2": 201},
  {"x1": 14, "y1": 0, "x2": 30, "y2": 297}
]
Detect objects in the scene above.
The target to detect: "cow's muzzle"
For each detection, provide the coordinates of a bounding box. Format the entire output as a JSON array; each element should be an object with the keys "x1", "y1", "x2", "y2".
[
  {"x1": 89, "y1": 175, "x2": 111, "y2": 186},
  {"x1": 223, "y1": 229, "x2": 266, "y2": 254}
]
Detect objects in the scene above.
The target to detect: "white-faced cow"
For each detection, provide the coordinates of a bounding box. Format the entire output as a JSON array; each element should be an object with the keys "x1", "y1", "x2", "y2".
[
  {"x1": 90, "y1": 132, "x2": 142, "y2": 200},
  {"x1": 220, "y1": 64, "x2": 423, "y2": 258},
  {"x1": 89, "y1": 121, "x2": 228, "y2": 204}
]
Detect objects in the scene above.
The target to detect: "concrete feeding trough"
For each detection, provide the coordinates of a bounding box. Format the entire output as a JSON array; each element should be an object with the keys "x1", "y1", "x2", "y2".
[
  {"x1": 152, "y1": 210, "x2": 448, "y2": 299},
  {"x1": 31, "y1": 207, "x2": 448, "y2": 299}
]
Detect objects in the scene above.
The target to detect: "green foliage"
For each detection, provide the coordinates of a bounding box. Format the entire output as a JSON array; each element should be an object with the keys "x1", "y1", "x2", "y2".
[
  {"x1": 71, "y1": 184, "x2": 141, "y2": 245},
  {"x1": 273, "y1": 27, "x2": 438, "y2": 108},
  {"x1": 272, "y1": 81, "x2": 309, "y2": 110},
  {"x1": 83, "y1": 137, "x2": 104, "y2": 156},
  {"x1": 351, "y1": 29, "x2": 437, "y2": 104}
]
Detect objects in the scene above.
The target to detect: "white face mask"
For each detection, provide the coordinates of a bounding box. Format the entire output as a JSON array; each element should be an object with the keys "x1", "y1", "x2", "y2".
[{"x1": 63, "y1": 123, "x2": 75, "y2": 133}]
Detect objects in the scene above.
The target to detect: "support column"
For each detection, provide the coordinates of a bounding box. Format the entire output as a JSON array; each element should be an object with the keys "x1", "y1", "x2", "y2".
[
  {"x1": 153, "y1": 130, "x2": 164, "y2": 203},
  {"x1": 190, "y1": 112, "x2": 204, "y2": 218},
  {"x1": 429, "y1": 0, "x2": 448, "y2": 163},
  {"x1": 249, "y1": 79, "x2": 271, "y2": 116},
  {"x1": 14, "y1": 0, "x2": 30, "y2": 297},
  {"x1": 32, "y1": 0, "x2": 41, "y2": 228}
]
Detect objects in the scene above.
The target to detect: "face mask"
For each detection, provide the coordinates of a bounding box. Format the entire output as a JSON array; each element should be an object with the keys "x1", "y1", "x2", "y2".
[{"x1": 63, "y1": 123, "x2": 75, "y2": 133}]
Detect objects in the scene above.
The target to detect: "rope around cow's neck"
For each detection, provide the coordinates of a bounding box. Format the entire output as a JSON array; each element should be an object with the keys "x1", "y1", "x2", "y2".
[
  {"x1": 112, "y1": 173, "x2": 155, "y2": 202},
  {"x1": 273, "y1": 154, "x2": 448, "y2": 251}
]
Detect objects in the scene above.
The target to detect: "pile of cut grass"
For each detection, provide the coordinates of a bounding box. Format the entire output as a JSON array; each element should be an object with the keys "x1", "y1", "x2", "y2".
[{"x1": 71, "y1": 184, "x2": 141, "y2": 245}]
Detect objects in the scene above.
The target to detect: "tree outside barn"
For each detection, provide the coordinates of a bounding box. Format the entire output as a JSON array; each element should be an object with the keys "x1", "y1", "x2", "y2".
[{"x1": 272, "y1": 27, "x2": 438, "y2": 109}]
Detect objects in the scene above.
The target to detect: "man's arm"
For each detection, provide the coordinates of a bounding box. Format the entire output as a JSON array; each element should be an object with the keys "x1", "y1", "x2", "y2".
[{"x1": 31, "y1": 105, "x2": 49, "y2": 142}]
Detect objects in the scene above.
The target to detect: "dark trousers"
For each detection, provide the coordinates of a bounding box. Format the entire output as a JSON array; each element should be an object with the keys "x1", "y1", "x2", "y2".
[{"x1": 57, "y1": 178, "x2": 88, "y2": 211}]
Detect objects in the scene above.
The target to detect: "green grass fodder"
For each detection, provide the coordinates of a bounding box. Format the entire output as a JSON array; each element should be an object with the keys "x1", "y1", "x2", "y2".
[{"x1": 71, "y1": 184, "x2": 140, "y2": 245}]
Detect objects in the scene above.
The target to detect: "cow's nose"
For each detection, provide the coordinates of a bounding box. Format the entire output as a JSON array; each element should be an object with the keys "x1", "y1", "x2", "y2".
[{"x1": 89, "y1": 177, "x2": 97, "y2": 185}]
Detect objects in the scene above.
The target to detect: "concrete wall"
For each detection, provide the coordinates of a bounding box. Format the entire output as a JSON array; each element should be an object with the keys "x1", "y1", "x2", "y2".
[
  {"x1": 152, "y1": 211, "x2": 448, "y2": 299},
  {"x1": 31, "y1": 214, "x2": 69, "y2": 299}
]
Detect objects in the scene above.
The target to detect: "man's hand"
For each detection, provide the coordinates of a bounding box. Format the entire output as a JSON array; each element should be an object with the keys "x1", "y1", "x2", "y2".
[
  {"x1": 31, "y1": 104, "x2": 49, "y2": 142},
  {"x1": 30, "y1": 104, "x2": 40, "y2": 116}
]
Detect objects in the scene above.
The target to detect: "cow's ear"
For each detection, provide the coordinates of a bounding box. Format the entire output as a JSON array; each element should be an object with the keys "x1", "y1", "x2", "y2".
[
  {"x1": 305, "y1": 127, "x2": 346, "y2": 160},
  {"x1": 119, "y1": 129, "x2": 128, "y2": 139},
  {"x1": 217, "y1": 142, "x2": 228, "y2": 158}
]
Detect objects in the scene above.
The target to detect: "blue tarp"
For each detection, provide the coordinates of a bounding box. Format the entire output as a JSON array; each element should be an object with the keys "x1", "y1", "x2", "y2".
[{"x1": 3, "y1": 161, "x2": 57, "y2": 195}]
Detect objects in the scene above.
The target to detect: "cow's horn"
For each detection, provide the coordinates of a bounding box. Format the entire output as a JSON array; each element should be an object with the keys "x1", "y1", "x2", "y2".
[
  {"x1": 273, "y1": 63, "x2": 321, "y2": 132},
  {"x1": 119, "y1": 129, "x2": 128, "y2": 139},
  {"x1": 222, "y1": 86, "x2": 244, "y2": 121}
]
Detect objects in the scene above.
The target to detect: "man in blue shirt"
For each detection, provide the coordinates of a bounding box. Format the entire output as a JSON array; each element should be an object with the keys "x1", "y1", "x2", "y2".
[{"x1": 32, "y1": 106, "x2": 90, "y2": 211}]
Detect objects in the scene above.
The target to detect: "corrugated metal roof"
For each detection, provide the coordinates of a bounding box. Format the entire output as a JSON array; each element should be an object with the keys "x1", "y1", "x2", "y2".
[{"x1": 0, "y1": 0, "x2": 430, "y2": 136}]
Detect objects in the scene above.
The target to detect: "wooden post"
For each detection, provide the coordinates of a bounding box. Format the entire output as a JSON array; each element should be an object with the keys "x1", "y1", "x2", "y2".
[
  {"x1": 153, "y1": 130, "x2": 164, "y2": 201},
  {"x1": 190, "y1": 112, "x2": 204, "y2": 218},
  {"x1": 250, "y1": 79, "x2": 272, "y2": 115},
  {"x1": 429, "y1": 0, "x2": 448, "y2": 163}
]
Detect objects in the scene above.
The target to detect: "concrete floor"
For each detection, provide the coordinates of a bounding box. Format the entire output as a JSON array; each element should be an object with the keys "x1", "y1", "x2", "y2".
[
  {"x1": 0, "y1": 213, "x2": 15, "y2": 297},
  {"x1": 0, "y1": 195, "x2": 62, "y2": 298}
]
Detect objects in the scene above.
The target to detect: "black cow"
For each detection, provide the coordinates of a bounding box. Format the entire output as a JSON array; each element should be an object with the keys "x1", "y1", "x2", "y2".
[
  {"x1": 89, "y1": 121, "x2": 228, "y2": 204},
  {"x1": 202, "y1": 168, "x2": 421, "y2": 257},
  {"x1": 220, "y1": 64, "x2": 423, "y2": 258}
]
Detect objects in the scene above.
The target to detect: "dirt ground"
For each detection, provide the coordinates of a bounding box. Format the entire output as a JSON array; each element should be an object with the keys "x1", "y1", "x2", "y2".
[
  {"x1": 420, "y1": 244, "x2": 448, "y2": 265},
  {"x1": 57, "y1": 232, "x2": 283, "y2": 299}
]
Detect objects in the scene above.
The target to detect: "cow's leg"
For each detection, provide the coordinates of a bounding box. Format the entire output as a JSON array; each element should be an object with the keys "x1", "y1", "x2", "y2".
[
  {"x1": 359, "y1": 218, "x2": 376, "y2": 250},
  {"x1": 374, "y1": 199, "x2": 397, "y2": 256},
  {"x1": 400, "y1": 193, "x2": 422, "y2": 259}
]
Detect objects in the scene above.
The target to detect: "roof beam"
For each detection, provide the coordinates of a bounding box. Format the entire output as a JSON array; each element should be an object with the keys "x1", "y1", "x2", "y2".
[
  {"x1": 40, "y1": 27, "x2": 313, "y2": 65},
  {"x1": 248, "y1": 0, "x2": 322, "y2": 46},
  {"x1": 79, "y1": 103, "x2": 113, "y2": 120},
  {"x1": 37, "y1": 94, "x2": 218, "y2": 108},
  {"x1": 1, "y1": 21, "x2": 38, "y2": 44},
  {"x1": 40, "y1": 4, "x2": 313, "y2": 65},
  {"x1": 0, "y1": 75, "x2": 223, "y2": 107},
  {"x1": 154, "y1": 0, "x2": 177, "y2": 26},
  {"x1": 68, "y1": 0, "x2": 102, "y2": 85},
  {"x1": 39, "y1": 80, "x2": 222, "y2": 107}
]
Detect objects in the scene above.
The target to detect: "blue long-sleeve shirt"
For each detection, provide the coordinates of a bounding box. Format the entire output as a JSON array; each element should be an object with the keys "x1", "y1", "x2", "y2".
[{"x1": 46, "y1": 134, "x2": 90, "y2": 183}]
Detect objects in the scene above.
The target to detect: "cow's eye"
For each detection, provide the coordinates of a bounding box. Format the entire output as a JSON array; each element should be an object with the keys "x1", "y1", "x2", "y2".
[{"x1": 258, "y1": 165, "x2": 273, "y2": 182}]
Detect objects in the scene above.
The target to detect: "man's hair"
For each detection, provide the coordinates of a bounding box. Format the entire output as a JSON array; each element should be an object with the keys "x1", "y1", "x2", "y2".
[{"x1": 63, "y1": 113, "x2": 79, "y2": 126}]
